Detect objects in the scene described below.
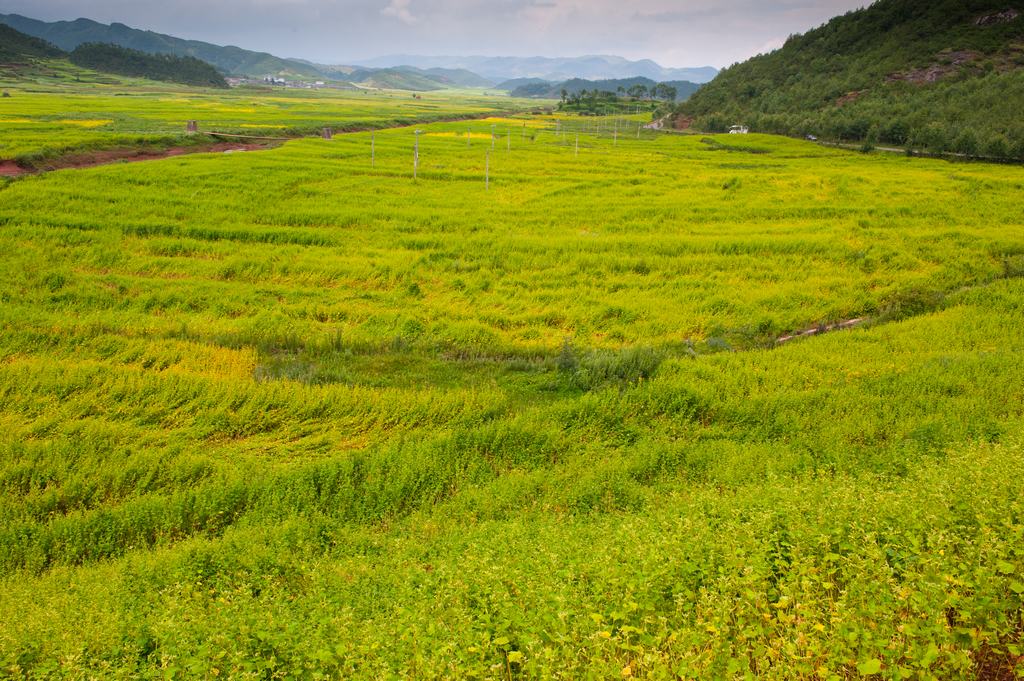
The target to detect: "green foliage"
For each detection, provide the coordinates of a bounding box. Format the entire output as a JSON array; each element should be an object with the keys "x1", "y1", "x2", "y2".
[
  {"x1": 0, "y1": 23, "x2": 63, "y2": 62},
  {"x1": 0, "y1": 12, "x2": 327, "y2": 79},
  {"x1": 0, "y1": 84, "x2": 534, "y2": 162},
  {"x1": 514, "y1": 77, "x2": 698, "y2": 103},
  {"x1": 682, "y1": 0, "x2": 1024, "y2": 157},
  {"x1": 0, "y1": 101, "x2": 1023, "y2": 678},
  {"x1": 68, "y1": 43, "x2": 227, "y2": 89}
]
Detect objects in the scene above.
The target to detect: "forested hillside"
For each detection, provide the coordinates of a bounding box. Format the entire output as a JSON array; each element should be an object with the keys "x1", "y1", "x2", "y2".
[
  {"x1": 679, "y1": 0, "x2": 1024, "y2": 157},
  {"x1": 0, "y1": 13, "x2": 324, "y2": 80},
  {"x1": 0, "y1": 23, "x2": 63, "y2": 62},
  {"x1": 69, "y1": 43, "x2": 227, "y2": 88},
  {"x1": 0, "y1": 25, "x2": 228, "y2": 89}
]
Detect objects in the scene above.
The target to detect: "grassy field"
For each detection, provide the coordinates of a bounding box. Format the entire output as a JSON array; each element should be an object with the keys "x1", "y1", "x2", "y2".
[
  {"x1": 1, "y1": 112, "x2": 1024, "y2": 679},
  {"x1": 0, "y1": 65, "x2": 541, "y2": 162}
]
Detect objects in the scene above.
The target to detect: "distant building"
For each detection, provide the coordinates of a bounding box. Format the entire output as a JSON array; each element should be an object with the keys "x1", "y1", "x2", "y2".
[{"x1": 729, "y1": 125, "x2": 749, "y2": 135}]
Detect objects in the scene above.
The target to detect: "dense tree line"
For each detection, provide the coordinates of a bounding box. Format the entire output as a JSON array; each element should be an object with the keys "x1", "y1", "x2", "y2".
[
  {"x1": 514, "y1": 77, "x2": 698, "y2": 103},
  {"x1": 679, "y1": 0, "x2": 1024, "y2": 157},
  {"x1": 555, "y1": 80, "x2": 684, "y2": 115},
  {"x1": 69, "y1": 43, "x2": 227, "y2": 88}
]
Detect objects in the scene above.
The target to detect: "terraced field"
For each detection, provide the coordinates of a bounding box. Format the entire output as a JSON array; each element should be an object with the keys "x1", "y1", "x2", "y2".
[
  {"x1": 1, "y1": 115, "x2": 1023, "y2": 679},
  {"x1": 0, "y1": 74, "x2": 538, "y2": 163}
]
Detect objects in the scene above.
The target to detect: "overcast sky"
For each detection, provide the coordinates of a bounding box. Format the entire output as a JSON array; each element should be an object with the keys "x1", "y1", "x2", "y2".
[{"x1": 0, "y1": 0, "x2": 869, "y2": 67}]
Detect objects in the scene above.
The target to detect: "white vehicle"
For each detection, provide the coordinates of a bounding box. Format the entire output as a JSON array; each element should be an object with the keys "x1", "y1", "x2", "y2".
[{"x1": 729, "y1": 125, "x2": 750, "y2": 135}]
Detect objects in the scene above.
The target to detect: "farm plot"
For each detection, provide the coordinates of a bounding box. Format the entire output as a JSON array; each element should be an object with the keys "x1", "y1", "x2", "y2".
[{"x1": 1, "y1": 121, "x2": 1024, "y2": 678}]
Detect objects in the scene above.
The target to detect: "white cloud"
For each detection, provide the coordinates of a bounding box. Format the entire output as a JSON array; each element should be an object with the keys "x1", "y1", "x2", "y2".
[{"x1": 381, "y1": 0, "x2": 417, "y2": 25}]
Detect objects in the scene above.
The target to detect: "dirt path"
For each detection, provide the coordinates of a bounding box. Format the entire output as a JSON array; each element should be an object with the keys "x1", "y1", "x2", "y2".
[
  {"x1": 0, "y1": 142, "x2": 273, "y2": 178},
  {"x1": 0, "y1": 160, "x2": 24, "y2": 177},
  {"x1": 775, "y1": 318, "x2": 867, "y2": 345}
]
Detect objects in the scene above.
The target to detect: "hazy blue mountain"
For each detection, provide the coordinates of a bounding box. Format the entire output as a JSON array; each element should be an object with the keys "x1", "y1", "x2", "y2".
[
  {"x1": 422, "y1": 67, "x2": 494, "y2": 88},
  {"x1": 0, "y1": 12, "x2": 714, "y2": 91},
  {"x1": 356, "y1": 54, "x2": 718, "y2": 84},
  {"x1": 317, "y1": 65, "x2": 493, "y2": 91}
]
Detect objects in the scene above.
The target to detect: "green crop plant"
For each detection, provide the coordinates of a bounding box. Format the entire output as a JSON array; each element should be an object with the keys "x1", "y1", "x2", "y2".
[{"x1": 0, "y1": 100, "x2": 1023, "y2": 679}]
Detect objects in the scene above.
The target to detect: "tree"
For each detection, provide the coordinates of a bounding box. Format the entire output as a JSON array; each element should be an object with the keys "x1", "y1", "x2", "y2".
[
  {"x1": 653, "y1": 83, "x2": 678, "y2": 101},
  {"x1": 627, "y1": 84, "x2": 649, "y2": 100}
]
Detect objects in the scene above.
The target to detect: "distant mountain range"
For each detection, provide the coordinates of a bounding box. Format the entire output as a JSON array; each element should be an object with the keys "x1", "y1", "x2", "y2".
[
  {"x1": 0, "y1": 22, "x2": 227, "y2": 88},
  {"x1": 356, "y1": 55, "x2": 718, "y2": 84},
  {"x1": 0, "y1": 13, "x2": 719, "y2": 92},
  {"x1": 0, "y1": 13, "x2": 325, "y2": 80},
  {"x1": 320, "y1": 65, "x2": 495, "y2": 90}
]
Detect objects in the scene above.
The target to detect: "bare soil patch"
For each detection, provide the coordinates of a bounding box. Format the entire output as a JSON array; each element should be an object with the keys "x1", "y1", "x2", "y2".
[
  {"x1": 0, "y1": 160, "x2": 24, "y2": 177},
  {"x1": 887, "y1": 50, "x2": 982, "y2": 84},
  {"x1": 976, "y1": 9, "x2": 1020, "y2": 26},
  {"x1": 836, "y1": 90, "x2": 869, "y2": 106},
  {"x1": 0, "y1": 142, "x2": 274, "y2": 178}
]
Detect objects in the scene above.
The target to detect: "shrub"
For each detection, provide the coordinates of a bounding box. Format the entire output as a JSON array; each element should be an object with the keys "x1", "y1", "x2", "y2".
[{"x1": 568, "y1": 346, "x2": 666, "y2": 391}]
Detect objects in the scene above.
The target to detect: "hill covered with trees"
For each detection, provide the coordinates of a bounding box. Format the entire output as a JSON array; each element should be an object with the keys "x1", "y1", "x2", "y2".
[
  {"x1": 0, "y1": 23, "x2": 227, "y2": 89},
  {"x1": 0, "y1": 23, "x2": 63, "y2": 62},
  {"x1": 678, "y1": 0, "x2": 1024, "y2": 157},
  {"x1": 69, "y1": 43, "x2": 227, "y2": 88},
  {"x1": 0, "y1": 13, "x2": 324, "y2": 80}
]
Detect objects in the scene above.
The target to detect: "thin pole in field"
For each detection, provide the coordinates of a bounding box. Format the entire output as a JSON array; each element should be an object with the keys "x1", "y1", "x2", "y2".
[
  {"x1": 522, "y1": 122, "x2": 526, "y2": 141},
  {"x1": 491, "y1": 124, "x2": 496, "y2": 150},
  {"x1": 575, "y1": 133, "x2": 579, "y2": 157},
  {"x1": 485, "y1": 150, "x2": 490, "y2": 191},
  {"x1": 614, "y1": 119, "x2": 618, "y2": 146},
  {"x1": 637, "y1": 122, "x2": 641, "y2": 139},
  {"x1": 507, "y1": 128, "x2": 511, "y2": 153},
  {"x1": 414, "y1": 129, "x2": 421, "y2": 179}
]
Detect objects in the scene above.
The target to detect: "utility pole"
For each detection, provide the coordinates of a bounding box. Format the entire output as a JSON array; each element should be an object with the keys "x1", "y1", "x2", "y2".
[{"x1": 414, "y1": 129, "x2": 421, "y2": 179}]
